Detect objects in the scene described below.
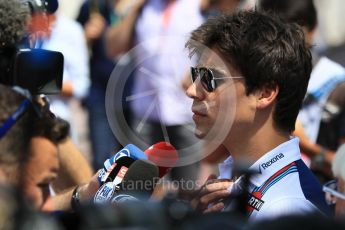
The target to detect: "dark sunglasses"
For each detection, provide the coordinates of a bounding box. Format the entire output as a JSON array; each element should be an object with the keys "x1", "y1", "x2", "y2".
[{"x1": 190, "y1": 67, "x2": 243, "y2": 92}]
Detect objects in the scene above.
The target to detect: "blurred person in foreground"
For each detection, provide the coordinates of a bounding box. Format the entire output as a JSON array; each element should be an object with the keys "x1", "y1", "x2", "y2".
[
  {"x1": 258, "y1": 0, "x2": 345, "y2": 180},
  {"x1": 247, "y1": 214, "x2": 345, "y2": 230},
  {"x1": 20, "y1": 96, "x2": 69, "y2": 210},
  {"x1": 0, "y1": 84, "x2": 63, "y2": 209},
  {"x1": 186, "y1": 11, "x2": 330, "y2": 220},
  {"x1": 0, "y1": 0, "x2": 92, "y2": 210},
  {"x1": 324, "y1": 144, "x2": 345, "y2": 218},
  {"x1": 0, "y1": 83, "x2": 91, "y2": 211}
]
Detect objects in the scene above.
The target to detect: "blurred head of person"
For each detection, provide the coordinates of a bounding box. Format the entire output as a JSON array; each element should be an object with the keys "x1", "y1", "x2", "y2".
[
  {"x1": 258, "y1": 0, "x2": 317, "y2": 45},
  {"x1": 0, "y1": 85, "x2": 36, "y2": 184},
  {"x1": 20, "y1": 101, "x2": 69, "y2": 210},
  {"x1": 207, "y1": 0, "x2": 244, "y2": 13},
  {"x1": 0, "y1": 0, "x2": 67, "y2": 210},
  {"x1": 27, "y1": 0, "x2": 58, "y2": 46},
  {"x1": 0, "y1": 84, "x2": 69, "y2": 209},
  {"x1": 331, "y1": 144, "x2": 345, "y2": 217},
  {"x1": 200, "y1": 0, "x2": 247, "y2": 19},
  {"x1": 0, "y1": 0, "x2": 30, "y2": 49}
]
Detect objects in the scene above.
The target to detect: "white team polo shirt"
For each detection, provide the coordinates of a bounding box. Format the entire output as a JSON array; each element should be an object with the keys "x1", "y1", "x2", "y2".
[{"x1": 219, "y1": 138, "x2": 330, "y2": 221}]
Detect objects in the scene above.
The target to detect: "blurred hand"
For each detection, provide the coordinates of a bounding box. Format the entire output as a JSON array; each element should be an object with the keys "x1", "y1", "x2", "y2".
[
  {"x1": 85, "y1": 13, "x2": 106, "y2": 41},
  {"x1": 61, "y1": 82, "x2": 73, "y2": 97},
  {"x1": 191, "y1": 175, "x2": 232, "y2": 213},
  {"x1": 325, "y1": 150, "x2": 335, "y2": 165},
  {"x1": 78, "y1": 172, "x2": 102, "y2": 202}
]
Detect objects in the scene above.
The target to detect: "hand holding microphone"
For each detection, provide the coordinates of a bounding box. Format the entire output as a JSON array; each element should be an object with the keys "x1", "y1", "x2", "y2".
[
  {"x1": 94, "y1": 144, "x2": 148, "y2": 204},
  {"x1": 97, "y1": 144, "x2": 148, "y2": 185},
  {"x1": 98, "y1": 142, "x2": 178, "y2": 184},
  {"x1": 95, "y1": 159, "x2": 159, "y2": 204},
  {"x1": 94, "y1": 142, "x2": 178, "y2": 204}
]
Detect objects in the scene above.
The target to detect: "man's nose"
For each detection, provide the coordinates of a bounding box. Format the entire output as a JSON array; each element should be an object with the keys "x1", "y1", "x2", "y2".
[{"x1": 186, "y1": 79, "x2": 205, "y2": 101}]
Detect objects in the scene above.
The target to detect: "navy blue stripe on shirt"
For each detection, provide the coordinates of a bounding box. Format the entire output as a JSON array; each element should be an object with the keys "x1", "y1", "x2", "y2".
[{"x1": 295, "y1": 160, "x2": 331, "y2": 216}]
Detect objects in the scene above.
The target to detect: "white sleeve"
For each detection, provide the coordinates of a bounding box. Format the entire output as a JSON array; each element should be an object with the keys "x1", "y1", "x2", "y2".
[{"x1": 61, "y1": 20, "x2": 90, "y2": 99}]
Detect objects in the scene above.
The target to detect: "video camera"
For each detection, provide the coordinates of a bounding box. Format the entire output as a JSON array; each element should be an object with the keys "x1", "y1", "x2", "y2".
[{"x1": 0, "y1": 0, "x2": 63, "y2": 95}]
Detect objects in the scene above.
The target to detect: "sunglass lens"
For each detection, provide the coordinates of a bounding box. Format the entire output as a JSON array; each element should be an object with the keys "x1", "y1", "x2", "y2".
[
  {"x1": 199, "y1": 68, "x2": 213, "y2": 92},
  {"x1": 191, "y1": 67, "x2": 198, "y2": 82}
]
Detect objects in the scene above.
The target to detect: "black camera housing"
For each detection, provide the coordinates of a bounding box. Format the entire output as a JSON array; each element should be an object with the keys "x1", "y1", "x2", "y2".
[
  {"x1": 0, "y1": 0, "x2": 62, "y2": 94},
  {"x1": 0, "y1": 48, "x2": 64, "y2": 95}
]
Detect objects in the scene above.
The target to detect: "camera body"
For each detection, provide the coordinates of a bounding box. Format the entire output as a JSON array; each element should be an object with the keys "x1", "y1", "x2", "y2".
[
  {"x1": 0, "y1": 0, "x2": 63, "y2": 94},
  {"x1": 0, "y1": 48, "x2": 64, "y2": 95}
]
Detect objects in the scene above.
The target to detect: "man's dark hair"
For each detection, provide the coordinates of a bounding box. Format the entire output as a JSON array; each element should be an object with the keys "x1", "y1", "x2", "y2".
[
  {"x1": 0, "y1": 0, "x2": 29, "y2": 48},
  {"x1": 0, "y1": 84, "x2": 70, "y2": 182},
  {"x1": 0, "y1": 84, "x2": 35, "y2": 182},
  {"x1": 32, "y1": 116, "x2": 70, "y2": 145},
  {"x1": 258, "y1": 0, "x2": 317, "y2": 32},
  {"x1": 186, "y1": 11, "x2": 312, "y2": 133}
]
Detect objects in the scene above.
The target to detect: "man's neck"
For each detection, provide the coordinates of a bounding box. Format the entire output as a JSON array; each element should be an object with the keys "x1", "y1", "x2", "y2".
[{"x1": 223, "y1": 123, "x2": 290, "y2": 166}]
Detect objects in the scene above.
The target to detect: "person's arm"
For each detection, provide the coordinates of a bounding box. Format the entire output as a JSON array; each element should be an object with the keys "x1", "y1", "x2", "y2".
[
  {"x1": 294, "y1": 120, "x2": 334, "y2": 165},
  {"x1": 61, "y1": 20, "x2": 90, "y2": 99},
  {"x1": 105, "y1": 0, "x2": 145, "y2": 58},
  {"x1": 84, "y1": 12, "x2": 106, "y2": 45},
  {"x1": 49, "y1": 173, "x2": 100, "y2": 211},
  {"x1": 51, "y1": 138, "x2": 93, "y2": 194}
]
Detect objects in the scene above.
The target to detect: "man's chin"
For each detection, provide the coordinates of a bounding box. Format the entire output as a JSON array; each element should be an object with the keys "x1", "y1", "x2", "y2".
[{"x1": 194, "y1": 127, "x2": 208, "y2": 139}]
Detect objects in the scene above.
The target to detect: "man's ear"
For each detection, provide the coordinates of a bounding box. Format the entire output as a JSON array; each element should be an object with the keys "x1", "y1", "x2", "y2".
[{"x1": 256, "y1": 85, "x2": 279, "y2": 109}]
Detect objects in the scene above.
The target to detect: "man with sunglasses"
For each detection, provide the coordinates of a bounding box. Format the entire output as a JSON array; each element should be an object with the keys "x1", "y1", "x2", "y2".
[{"x1": 187, "y1": 11, "x2": 330, "y2": 220}]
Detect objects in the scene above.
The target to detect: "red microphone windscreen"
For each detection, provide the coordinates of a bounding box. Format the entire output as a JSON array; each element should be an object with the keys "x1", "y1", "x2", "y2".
[{"x1": 144, "y1": 142, "x2": 178, "y2": 178}]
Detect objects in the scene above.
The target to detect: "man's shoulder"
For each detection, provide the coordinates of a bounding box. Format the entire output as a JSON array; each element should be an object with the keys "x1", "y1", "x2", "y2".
[
  {"x1": 259, "y1": 169, "x2": 310, "y2": 203},
  {"x1": 253, "y1": 196, "x2": 321, "y2": 220},
  {"x1": 253, "y1": 160, "x2": 330, "y2": 218}
]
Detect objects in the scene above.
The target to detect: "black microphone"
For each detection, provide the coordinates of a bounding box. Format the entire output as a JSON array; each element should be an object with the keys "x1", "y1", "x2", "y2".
[
  {"x1": 94, "y1": 156, "x2": 135, "y2": 204},
  {"x1": 98, "y1": 144, "x2": 148, "y2": 185},
  {"x1": 102, "y1": 156, "x2": 135, "y2": 185},
  {"x1": 112, "y1": 160, "x2": 159, "y2": 203}
]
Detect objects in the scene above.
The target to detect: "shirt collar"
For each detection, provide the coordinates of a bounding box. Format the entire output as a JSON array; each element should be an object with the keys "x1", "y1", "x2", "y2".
[
  {"x1": 218, "y1": 156, "x2": 234, "y2": 179},
  {"x1": 248, "y1": 137, "x2": 301, "y2": 187}
]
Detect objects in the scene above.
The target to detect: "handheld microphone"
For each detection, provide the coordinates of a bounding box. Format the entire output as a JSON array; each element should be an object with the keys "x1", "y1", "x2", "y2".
[
  {"x1": 94, "y1": 156, "x2": 135, "y2": 204},
  {"x1": 101, "y1": 156, "x2": 135, "y2": 184},
  {"x1": 104, "y1": 144, "x2": 148, "y2": 170},
  {"x1": 98, "y1": 144, "x2": 148, "y2": 184},
  {"x1": 112, "y1": 160, "x2": 159, "y2": 203},
  {"x1": 144, "y1": 142, "x2": 178, "y2": 178}
]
